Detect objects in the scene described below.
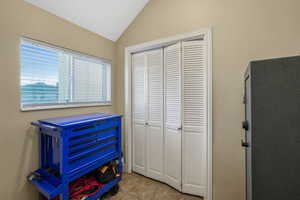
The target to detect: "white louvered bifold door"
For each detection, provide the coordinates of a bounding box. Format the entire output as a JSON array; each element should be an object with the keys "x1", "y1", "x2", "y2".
[
  {"x1": 146, "y1": 49, "x2": 164, "y2": 182},
  {"x1": 132, "y1": 52, "x2": 147, "y2": 176},
  {"x1": 182, "y1": 40, "x2": 208, "y2": 196},
  {"x1": 164, "y1": 43, "x2": 182, "y2": 191}
]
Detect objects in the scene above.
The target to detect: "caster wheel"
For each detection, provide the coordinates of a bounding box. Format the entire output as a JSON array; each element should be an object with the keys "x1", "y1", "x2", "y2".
[{"x1": 109, "y1": 184, "x2": 119, "y2": 196}]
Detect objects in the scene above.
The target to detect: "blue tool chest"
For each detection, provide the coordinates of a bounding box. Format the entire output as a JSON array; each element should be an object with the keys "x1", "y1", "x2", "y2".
[{"x1": 28, "y1": 113, "x2": 122, "y2": 200}]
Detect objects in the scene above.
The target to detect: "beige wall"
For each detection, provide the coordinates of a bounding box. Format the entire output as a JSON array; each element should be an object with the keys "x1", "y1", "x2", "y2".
[
  {"x1": 0, "y1": 0, "x2": 116, "y2": 199},
  {"x1": 1, "y1": 0, "x2": 300, "y2": 199},
  {"x1": 115, "y1": 0, "x2": 300, "y2": 199}
]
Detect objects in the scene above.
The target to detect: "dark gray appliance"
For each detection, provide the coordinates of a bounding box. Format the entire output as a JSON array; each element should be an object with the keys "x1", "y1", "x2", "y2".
[{"x1": 242, "y1": 56, "x2": 300, "y2": 200}]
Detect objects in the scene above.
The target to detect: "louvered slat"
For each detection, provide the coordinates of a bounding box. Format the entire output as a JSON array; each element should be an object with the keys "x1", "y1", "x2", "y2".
[
  {"x1": 183, "y1": 41, "x2": 207, "y2": 127},
  {"x1": 164, "y1": 43, "x2": 181, "y2": 128},
  {"x1": 147, "y1": 49, "x2": 163, "y2": 124},
  {"x1": 132, "y1": 53, "x2": 147, "y2": 121}
]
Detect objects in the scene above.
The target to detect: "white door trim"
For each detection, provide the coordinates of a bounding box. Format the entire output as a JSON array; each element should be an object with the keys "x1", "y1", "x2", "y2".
[{"x1": 124, "y1": 28, "x2": 213, "y2": 200}]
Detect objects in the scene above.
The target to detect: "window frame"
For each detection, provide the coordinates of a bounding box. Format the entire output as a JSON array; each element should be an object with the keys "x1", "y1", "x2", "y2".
[{"x1": 20, "y1": 37, "x2": 112, "y2": 111}]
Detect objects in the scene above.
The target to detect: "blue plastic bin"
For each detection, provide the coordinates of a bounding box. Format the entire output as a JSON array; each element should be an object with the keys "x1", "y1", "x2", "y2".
[{"x1": 28, "y1": 113, "x2": 122, "y2": 200}]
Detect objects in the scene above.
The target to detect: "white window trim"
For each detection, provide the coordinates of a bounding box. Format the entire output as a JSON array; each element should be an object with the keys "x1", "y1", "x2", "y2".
[
  {"x1": 21, "y1": 102, "x2": 112, "y2": 112},
  {"x1": 124, "y1": 28, "x2": 213, "y2": 200},
  {"x1": 20, "y1": 37, "x2": 113, "y2": 111}
]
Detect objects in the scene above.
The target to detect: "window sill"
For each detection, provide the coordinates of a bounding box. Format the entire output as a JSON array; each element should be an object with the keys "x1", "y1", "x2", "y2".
[{"x1": 21, "y1": 102, "x2": 112, "y2": 112}]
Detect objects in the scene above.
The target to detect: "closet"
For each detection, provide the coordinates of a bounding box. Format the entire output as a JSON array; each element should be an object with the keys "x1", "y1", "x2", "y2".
[{"x1": 132, "y1": 38, "x2": 208, "y2": 197}]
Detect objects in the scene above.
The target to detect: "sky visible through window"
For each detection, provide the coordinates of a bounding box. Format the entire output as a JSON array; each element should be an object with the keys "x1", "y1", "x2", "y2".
[
  {"x1": 20, "y1": 39, "x2": 111, "y2": 108},
  {"x1": 21, "y1": 41, "x2": 59, "y2": 86},
  {"x1": 21, "y1": 41, "x2": 60, "y2": 104}
]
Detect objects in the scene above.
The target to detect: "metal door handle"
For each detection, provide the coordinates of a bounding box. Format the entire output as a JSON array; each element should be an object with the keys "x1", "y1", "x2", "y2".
[{"x1": 241, "y1": 140, "x2": 249, "y2": 148}]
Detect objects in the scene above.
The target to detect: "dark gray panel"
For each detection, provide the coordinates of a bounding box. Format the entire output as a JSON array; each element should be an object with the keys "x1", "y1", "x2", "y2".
[
  {"x1": 248, "y1": 56, "x2": 300, "y2": 200},
  {"x1": 245, "y1": 74, "x2": 252, "y2": 200}
]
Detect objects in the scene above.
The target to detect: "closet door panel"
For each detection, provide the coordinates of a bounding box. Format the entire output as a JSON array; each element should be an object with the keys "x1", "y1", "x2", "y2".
[
  {"x1": 146, "y1": 49, "x2": 164, "y2": 181},
  {"x1": 164, "y1": 43, "x2": 182, "y2": 191},
  {"x1": 132, "y1": 52, "x2": 147, "y2": 176},
  {"x1": 182, "y1": 128, "x2": 207, "y2": 195},
  {"x1": 182, "y1": 40, "x2": 208, "y2": 196},
  {"x1": 133, "y1": 123, "x2": 147, "y2": 175},
  {"x1": 147, "y1": 126, "x2": 164, "y2": 180},
  {"x1": 165, "y1": 128, "x2": 182, "y2": 189}
]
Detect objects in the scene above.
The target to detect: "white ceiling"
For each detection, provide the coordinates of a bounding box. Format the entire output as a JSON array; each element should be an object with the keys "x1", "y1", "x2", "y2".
[{"x1": 24, "y1": 0, "x2": 149, "y2": 41}]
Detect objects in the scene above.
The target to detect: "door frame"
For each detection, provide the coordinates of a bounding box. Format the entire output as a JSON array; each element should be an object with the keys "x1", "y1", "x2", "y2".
[{"x1": 124, "y1": 28, "x2": 213, "y2": 200}]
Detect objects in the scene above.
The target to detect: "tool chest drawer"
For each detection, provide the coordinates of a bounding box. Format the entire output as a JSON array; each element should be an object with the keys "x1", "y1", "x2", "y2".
[
  {"x1": 28, "y1": 113, "x2": 123, "y2": 200},
  {"x1": 66, "y1": 120, "x2": 120, "y2": 173}
]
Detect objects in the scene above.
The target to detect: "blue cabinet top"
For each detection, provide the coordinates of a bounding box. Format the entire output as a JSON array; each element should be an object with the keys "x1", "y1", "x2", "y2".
[{"x1": 38, "y1": 113, "x2": 121, "y2": 128}]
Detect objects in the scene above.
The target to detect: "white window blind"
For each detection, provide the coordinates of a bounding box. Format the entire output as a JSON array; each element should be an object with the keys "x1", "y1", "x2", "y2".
[{"x1": 20, "y1": 38, "x2": 111, "y2": 110}]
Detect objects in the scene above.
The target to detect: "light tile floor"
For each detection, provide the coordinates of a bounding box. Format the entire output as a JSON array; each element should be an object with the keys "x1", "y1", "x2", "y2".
[{"x1": 104, "y1": 173, "x2": 203, "y2": 200}]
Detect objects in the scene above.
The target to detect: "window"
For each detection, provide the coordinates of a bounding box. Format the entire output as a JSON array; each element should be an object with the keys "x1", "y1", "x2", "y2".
[{"x1": 20, "y1": 38, "x2": 111, "y2": 110}]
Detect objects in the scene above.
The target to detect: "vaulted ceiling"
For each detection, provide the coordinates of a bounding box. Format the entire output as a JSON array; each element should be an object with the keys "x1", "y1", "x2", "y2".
[{"x1": 24, "y1": 0, "x2": 150, "y2": 41}]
